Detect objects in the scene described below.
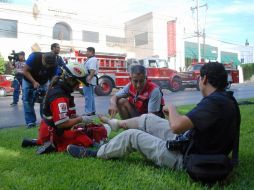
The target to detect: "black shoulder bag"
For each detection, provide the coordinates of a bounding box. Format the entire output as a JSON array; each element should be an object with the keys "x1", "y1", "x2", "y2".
[{"x1": 183, "y1": 91, "x2": 241, "y2": 184}]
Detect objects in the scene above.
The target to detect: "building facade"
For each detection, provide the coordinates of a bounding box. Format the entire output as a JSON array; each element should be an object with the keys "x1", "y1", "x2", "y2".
[
  {"x1": 0, "y1": 1, "x2": 128, "y2": 59},
  {"x1": 0, "y1": 1, "x2": 247, "y2": 72}
]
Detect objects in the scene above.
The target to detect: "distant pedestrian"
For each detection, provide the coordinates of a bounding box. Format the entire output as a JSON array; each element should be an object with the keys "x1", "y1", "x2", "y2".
[
  {"x1": 51, "y1": 43, "x2": 66, "y2": 75},
  {"x1": 83, "y1": 47, "x2": 99, "y2": 116},
  {"x1": 10, "y1": 51, "x2": 25, "y2": 106}
]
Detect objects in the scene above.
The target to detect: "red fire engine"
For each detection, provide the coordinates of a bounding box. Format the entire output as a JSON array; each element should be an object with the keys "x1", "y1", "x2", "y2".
[
  {"x1": 179, "y1": 62, "x2": 239, "y2": 90},
  {"x1": 64, "y1": 51, "x2": 182, "y2": 96}
]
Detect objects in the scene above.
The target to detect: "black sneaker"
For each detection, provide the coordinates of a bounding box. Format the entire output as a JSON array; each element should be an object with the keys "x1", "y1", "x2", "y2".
[
  {"x1": 37, "y1": 141, "x2": 56, "y2": 154},
  {"x1": 21, "y1": 138, "x2": 38, "y2": 147},
  {"x1": 10, "y1": 102, "x2": 18, "y2": 106},
  {"x1": 27, "y1": 123, "x2": 36, "y2": 129},
  {"x1": 67, "y1": 145, "x2": 97, "y2": 158}
]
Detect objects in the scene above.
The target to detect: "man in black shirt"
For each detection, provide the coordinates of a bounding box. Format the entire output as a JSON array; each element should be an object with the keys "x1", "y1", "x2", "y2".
[
  {"x1": 22, "y1": 52, "x2": 57, "y2": 128},
  {"x1": 67, "y1": 62, "x2": 238, "y2": 170}
]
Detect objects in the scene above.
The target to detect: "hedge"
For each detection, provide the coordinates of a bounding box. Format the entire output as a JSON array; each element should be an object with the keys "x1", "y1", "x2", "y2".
[{"x1": 241, "y1": 63, "x2": 254, "y2": 81}]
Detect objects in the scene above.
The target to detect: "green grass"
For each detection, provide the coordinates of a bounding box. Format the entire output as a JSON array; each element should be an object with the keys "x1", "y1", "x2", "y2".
[{"x1": 0, "y1": 101, "x2": 254, "y2": 190}]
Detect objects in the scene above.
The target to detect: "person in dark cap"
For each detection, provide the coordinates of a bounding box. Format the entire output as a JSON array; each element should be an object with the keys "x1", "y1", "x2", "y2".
[
  {"x1": 10, "y1": 51, "x2": 26, "y2": 106},
  {"x1": 22, "y1": 52, "x2": 57, "y2": 128}
]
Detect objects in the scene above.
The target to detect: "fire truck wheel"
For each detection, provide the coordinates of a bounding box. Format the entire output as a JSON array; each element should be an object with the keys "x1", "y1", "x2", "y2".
[
  {"x1": 94, "y1": 77, "x2": 113, "y2": 96},
  {"x1": 170, "y1": 77, "x2": 182, "y2": 92}
]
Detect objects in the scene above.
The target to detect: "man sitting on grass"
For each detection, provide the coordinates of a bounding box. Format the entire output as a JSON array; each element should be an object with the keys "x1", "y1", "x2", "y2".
[
  {"x1": 67, "y1": 62, "x2": 239, "y2": 170},
  {"x1": 108, "y1": 65, "x2": 165, "y2": 119}
]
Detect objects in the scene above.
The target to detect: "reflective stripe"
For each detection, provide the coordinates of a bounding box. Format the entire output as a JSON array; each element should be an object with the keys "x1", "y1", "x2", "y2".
[
  {"x1": 69, "y1": 107, "x2": 76, "y2": 111},
  {"x1": 54, "y1": 117, "x2": 69, "y2": 126},
  {"x1": 115, "y1": 76, "x2": 129, "y2": 79}
]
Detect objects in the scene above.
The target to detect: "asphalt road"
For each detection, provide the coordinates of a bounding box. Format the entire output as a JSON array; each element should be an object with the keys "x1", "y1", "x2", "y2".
[{"x1": 0, "y1": 83, "x2": 253, "y2": 129}]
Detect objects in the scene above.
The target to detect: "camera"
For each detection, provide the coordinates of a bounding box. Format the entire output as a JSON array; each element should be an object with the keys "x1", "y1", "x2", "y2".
[
  {"x1": 8, "y1": 50, "x2": 25, "y2": 66},
  {"x1": 166, "y1": 130, "x2": 192, "y2": 153},
  {"x1": 33, "y1": 87, "x2": 47, "y2": 103},
  {"x1": 8, "y1": 50, "x2": 19, "y2": 65}
]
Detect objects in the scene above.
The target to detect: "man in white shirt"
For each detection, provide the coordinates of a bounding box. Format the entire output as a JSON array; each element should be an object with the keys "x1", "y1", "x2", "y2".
[{"x1": 83, "y1": 47, "x2": 99, "y2": 116}]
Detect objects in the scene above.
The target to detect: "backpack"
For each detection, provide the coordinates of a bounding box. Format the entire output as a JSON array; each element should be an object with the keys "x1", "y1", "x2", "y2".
[
  {"x1": 183, "y1": 91, "x2": 241, "y2": 184},
  {"x1": 82, "y1": 123, "x2": 108, "y2": 143}
]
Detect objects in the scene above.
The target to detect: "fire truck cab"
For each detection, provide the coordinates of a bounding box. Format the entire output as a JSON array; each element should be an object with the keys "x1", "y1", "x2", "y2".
[
  {"x1": 64, "y1": 51, "x2": 182, "y2": 96},
  {"x1": 127, "y1": 57, "x2": 182, "y2": 92}
]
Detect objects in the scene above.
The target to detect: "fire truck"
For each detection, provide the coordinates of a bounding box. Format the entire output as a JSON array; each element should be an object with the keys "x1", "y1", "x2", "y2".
[
  {"x1": 64, "y1": 51, "x2": 182, "y2": 96},
  {"x1": 178, "y1": 62, "x2": 239, "y2": 90}
]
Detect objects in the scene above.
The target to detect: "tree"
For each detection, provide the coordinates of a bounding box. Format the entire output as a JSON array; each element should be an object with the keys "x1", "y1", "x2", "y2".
[{"x1": 0, "y1": 54, "x2": 6, "y2": 74}]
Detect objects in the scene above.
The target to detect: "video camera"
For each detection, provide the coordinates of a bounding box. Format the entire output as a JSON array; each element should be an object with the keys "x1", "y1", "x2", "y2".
[
  {"x1": 8, "y1": 50, "x2": 24, "y2": 66},
  {"x1": 166, "y1": 130, "x2": 192, "y2": 153},
  {"x1": 8, "y1": 50, "x2": 19, "y2": 64},
  {"x1": 33, "y1": 87, "x2": 47, "y2": 103}
]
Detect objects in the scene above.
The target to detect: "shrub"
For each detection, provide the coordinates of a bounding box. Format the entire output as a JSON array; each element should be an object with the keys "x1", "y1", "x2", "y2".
[{"x1": 241, "y1": 63, "x2": 254, "y2": 81}]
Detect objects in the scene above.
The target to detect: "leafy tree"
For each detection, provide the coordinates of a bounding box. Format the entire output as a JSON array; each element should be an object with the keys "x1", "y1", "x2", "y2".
[{"x1": 0, "y1": 54, "x2": 6, "y2": 74}]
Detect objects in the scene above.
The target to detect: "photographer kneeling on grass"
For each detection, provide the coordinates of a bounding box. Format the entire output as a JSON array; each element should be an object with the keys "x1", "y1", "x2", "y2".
[
  {"x1": 22, "y1": 63, "x2": 107, "y2": 153},
  {"x1": 67, "y1": 62, "x2": 240, "y2": 183}
]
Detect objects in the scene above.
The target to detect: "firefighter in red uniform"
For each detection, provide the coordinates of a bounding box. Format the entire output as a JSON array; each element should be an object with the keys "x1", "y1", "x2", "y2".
[
  {"x1": 108, "y1": 65, "x2": 165, "y2": 119},
  {"x1": 21, "y1": 62, "x2": 107, "y2": 154}
]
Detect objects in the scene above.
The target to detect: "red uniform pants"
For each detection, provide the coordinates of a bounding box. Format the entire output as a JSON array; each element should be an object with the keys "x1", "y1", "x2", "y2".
[{"x1": 36, "y1": 120, "x2": 93, "y2": 152}]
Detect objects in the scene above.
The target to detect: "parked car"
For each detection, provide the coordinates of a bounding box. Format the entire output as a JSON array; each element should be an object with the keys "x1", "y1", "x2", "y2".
[
  {"x1": 178, "y1": 64, "x2": 202, "y2": 90},
  {"x1": 179, "y1": 63, "x2": 239, "y2": 90},
  {"x1": 0, "y1": 74, "x2": 14, "y2": 96}
]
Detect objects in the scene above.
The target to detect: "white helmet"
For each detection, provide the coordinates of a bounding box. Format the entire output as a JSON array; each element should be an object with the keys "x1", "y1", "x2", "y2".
[{"x1": 63, "y1": 62, "x2": 87, "y2": 84}]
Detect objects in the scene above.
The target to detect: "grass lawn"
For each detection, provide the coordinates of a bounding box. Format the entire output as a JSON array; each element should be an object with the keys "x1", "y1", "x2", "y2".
[{"x1": 0, "y1": 102, "x2": 254, "y2": 190}]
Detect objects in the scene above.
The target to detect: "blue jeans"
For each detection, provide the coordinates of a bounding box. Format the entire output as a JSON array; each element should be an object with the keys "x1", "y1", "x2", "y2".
[
  {"x1": 22, "y1": 79, "x2": 47, "y2": 125},
  {"x1": 12, "y1": 79, "x2": 21, "y2": 104},
  {"x1": 83, "y1": 85, "x2": 96, "y2": 114}
]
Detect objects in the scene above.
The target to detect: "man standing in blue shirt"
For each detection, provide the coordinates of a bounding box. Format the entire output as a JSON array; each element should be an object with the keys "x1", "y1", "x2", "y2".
[
  {"x1": 83, "y1": 47, "x2": 99, "y2": 116},
  {"x1": 22, "y1": 52, "x2": 57, "y2": 128}
]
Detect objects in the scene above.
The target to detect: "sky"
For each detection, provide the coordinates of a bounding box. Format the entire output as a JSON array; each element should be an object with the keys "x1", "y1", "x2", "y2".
[{"x1": 11, "y1": 0, "x2": 254, "y2": 46}]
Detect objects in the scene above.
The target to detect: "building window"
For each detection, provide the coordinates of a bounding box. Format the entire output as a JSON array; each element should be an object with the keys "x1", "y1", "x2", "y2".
[
  {"x1": 135, "y1": 32, "x2": 148, "y2": 46},
  {"x1": 0, "y1": 19, "x2": 17, "y2": 38},
  {"x1": 82, "y1": 30, "x2": 99, "y2": 43},
  {"x1": 106, "y1": 35, "x2": 126, "y2": 43},
  {"x1": 53, "y1": 22, "x2": 72, "y2": 41}
]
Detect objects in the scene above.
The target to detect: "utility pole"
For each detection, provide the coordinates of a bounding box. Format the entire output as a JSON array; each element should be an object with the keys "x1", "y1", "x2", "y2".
[
  {"x1": 203, "y1": 28, "x2": 206, "y2": 61},
  {"x1": 191, "y1": 0, "x2": 208, "y2": 62},
  {"x1": 196, "y1": 0, "x2": 200, "y2": 62}
]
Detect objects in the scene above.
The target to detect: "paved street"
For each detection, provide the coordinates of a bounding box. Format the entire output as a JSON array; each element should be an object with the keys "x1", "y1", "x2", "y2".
[{"x1": 0, "y1": 83, "x2": 253, "y2": 129}]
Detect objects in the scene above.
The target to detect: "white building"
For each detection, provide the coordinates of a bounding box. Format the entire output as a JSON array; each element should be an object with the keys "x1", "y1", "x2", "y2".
[
  {"x1": 124, "y1": 12, "x2": 241, "y2": 71},
  {"x1": 238, "y1": 41, "x2": 254, "y2": 64},
  {"x1": 0, "y1": 1, "x2": 128, "y2": 59},
  {"x1": 0, "y1": 1, "x2": 243, "y2": 71}
]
